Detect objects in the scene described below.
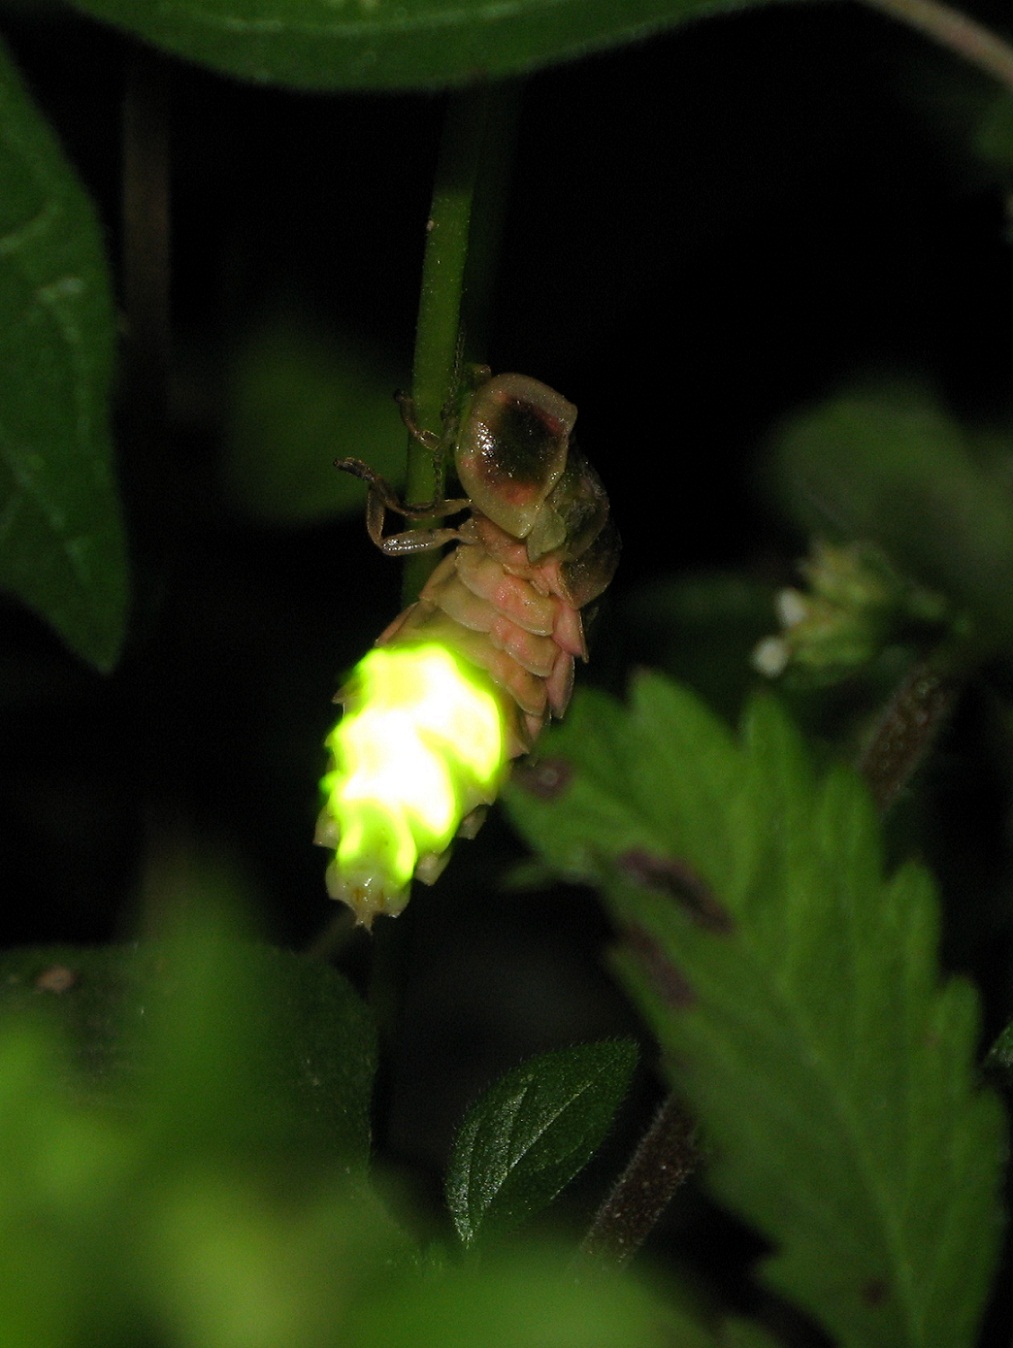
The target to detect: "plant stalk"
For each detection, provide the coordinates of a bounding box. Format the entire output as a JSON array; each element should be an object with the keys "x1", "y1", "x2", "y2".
[
  {"x1": 402, "y1": 83, "x2": 520, "y2": 603},
  {"x1": 579, "y1": 1092, "x2": 700, "y2": 1267},
  {"x1": 857, "y1": 657, "x2": 962, "y2": 812},
  {"x1": 859, "y1": 0, "x2": 1013, "y2": 91},
  {"x1": 352, "y1": 86, "x2": 521, "y2": 1072}
]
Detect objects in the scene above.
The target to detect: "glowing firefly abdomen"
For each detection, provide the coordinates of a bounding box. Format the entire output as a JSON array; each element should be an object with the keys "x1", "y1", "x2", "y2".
[{"x1": 317, "y1": 372, "x2": 620, "y2": 926}]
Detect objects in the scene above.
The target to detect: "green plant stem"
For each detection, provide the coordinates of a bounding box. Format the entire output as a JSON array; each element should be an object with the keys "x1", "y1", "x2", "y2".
[
  {"x1": 353, "y1": 86, "x2": 521, "y2": 1060},
  {"x1": 859, "y1": 0, "x2": 1013, "y2": 91},
  {"x1": 304, "y1": 87, "x2": 519, "y2": 967},
  {"x1": 579, "y1": 1092, "x2": 699, "y2": 1267},
  {"x1": 402, "y1": 83, "x2": 521, "y2": 603}
]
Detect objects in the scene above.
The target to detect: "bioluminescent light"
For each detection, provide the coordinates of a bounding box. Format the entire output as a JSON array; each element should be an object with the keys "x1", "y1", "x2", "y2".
[
  {"x1": 315, "y1": 643, "x2": 508, "y2": 927},
  {"x1": 321, "y1": 372, "x2": 620, "y2": 925}
]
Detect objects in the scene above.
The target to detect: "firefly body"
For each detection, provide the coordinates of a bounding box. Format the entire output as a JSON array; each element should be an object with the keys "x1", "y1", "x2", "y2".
[{"x1": 317, "y1": 371, "x2": 620, "y2": 926}]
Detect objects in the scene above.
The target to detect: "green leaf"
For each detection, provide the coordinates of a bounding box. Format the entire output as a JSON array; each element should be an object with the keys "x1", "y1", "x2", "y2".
[
  {"x1": 0, "y1": 911, "x2": 402, "y2": 1348},
  {"x1": 145, "y1": 1169, "x2": 413, "y2": 1348},
  {"x1": 68, "y1": 0, "x2": 791, "y2": 92},
  {"x1": 0, "y1": 943, "x2": 156, "y2": 1093},
  {"x1": 139, "y1": 912, "x2": 378, "y2": 1167},
  {"x1": 0, "y1": 37, "x2": 127, "y2": 670},
  {"x1": 0, "y1": 1020, "x2": 139, "y2": 1347},
  {"x1": 506, "y1": 675, "x2": 741, "y2": 901},
  {"x1": 987, "y1": 1019, "x2": 1013, "y2": 1068},
  {"x1": 446, "y1": 1039, "x2": 638, "y2": 1248},
  {"x1": 0, "y1": 1009, "x2": 409, "y2": 1348},
  {"x1": 0, "y1": 920, "x2": 377, "y2": 1168},
  {"x1": 769, "y1": 383, "x2": 1013, "y2": 657},
  {"x1": 506, "y1": 678, "x2": 1006, "y2": 1348},
  {"x1": 345, "y1": 1237, "x2": 712, "y2": 1348}
]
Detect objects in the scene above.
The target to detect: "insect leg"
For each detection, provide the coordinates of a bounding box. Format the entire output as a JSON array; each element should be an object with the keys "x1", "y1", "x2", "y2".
[
  {"x1": 394, "y1": 391, "x2": 442, "y2": 451},
  {"x1": 334, "y1": 456, "x2": 470, "y2": 555}
]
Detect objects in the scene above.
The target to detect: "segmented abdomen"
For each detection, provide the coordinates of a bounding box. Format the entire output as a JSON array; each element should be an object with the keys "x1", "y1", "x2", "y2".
[
  {"x1": 376, "y1": 508, "x2": 619, "y2": 757},
  {"x1": 318, "y1": 372, "x2": 620, "y2": 925}
]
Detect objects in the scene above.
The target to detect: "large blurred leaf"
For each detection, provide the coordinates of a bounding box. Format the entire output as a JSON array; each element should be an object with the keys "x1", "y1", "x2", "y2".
[
  {"x1": 0, "y1": 37, "x2": 127, "y2": 670},
  {"x1": 0, "y1": 926, "x2": 695, "y2": 1348},
  {"x1": 769, "y1": 383, "x2": 1013, "y2": 656},
  {"x1": 0, "y1": 919, "x2": 377, "y2": 1167},
  {"x1": 139, "y1": 914, "x2": 378, "y2": 1166},
  {"x1": 0, "y1": 1016, "x2": 407, "y2": 1348},
  {"x1": 0, "y1": 1021, "x2": 138, "y2": 1347},
  {"x1": 344, "y1": 1237, "x2": 712, "y2": 1348},
  {"x1": 144, "y1": 1169, "x2": 410, "y2": 1348},
  {"x1": 445, "y1": 1039, "x2": 637, "y2": 1248},
  {"x1": 506, "y1": 676, "x2": 1006, "y2": 1348},
  {"x1": 68, "y1": 0, "x2": 791, "y2": 91},
  {"x1": 0, "y1": 905, "x2": 389, "y2": 1348}
]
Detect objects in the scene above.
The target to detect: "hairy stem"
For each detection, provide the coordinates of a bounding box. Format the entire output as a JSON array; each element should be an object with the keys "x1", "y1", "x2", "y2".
[
  {"x1": 579, "y1": 1092, "x2": 700, "y2": 1267},
  {"x1": 402, "y1": 84, "x2": 520, "y2": 603},
  {"x1": 857, "y1": 657, "x2": 962, "y2": 811},
  {"x1": 859, "y1": 0, "x2": 1013, "y2": 91}
]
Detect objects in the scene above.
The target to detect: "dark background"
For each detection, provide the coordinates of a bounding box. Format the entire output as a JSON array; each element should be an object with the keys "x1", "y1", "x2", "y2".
[{"x1": 2, "y1": 4, "x2": 1012, "y2": 1333}]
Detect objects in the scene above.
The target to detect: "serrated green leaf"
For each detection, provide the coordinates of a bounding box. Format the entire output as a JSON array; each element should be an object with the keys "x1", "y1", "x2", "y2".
[
  {"x1": 68, "y1": 0, "x2": 794, "y2": 92},
  {"x1": 507, "y1": 672, "x2": 741, "y2": 904},
  {"x1": 0, "y1": 37, "x2": 127, "y2": 670},
  {"x1": 507, "y1": 678, "x2": 1006, "y2": 1348},
  {"x1": 446, "y1": 1039, "x2": 637, "y2": 1248},
  {"x1": 769, "y1": 383, "x2": 1013, "y2": 656},
  {"x1": 507, "y1": 688, "x2": 647, "y2": 881}
]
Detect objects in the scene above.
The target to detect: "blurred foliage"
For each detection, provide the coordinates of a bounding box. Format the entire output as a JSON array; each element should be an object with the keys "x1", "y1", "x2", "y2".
[
  {"x1": 0, "y1": 903, "x2": 392, "y2": 1348},
  {"x1": 0, "y1": 903, "x2": 378, "y2": 1162},
  {"x1": 2, "y1": 0, "x2": 1013, "y2": 1344},
  {"x1": 64, "y1": 0, "x2": 801, "y2": 92},
  {"x1": 222, "y1": 310, "x2": 405, "y2": 523},
  {"x1": 0, "y1": 906, "x2": 713, "y2": 1347},
  {"x1": 768, "y1": 381, "x2": 1013, "y2": 657},
  {"x1": 751, "y1": 539, "x2": 955, "y2": 685}
]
